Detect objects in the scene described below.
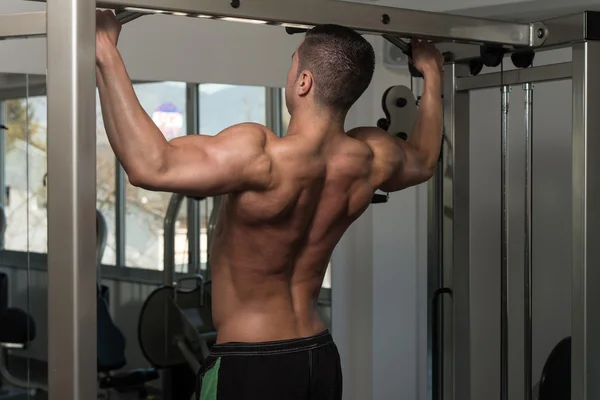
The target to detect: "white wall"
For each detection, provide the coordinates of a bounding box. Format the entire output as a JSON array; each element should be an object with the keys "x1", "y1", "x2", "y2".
[{"x1": 0, "y1": 2, "x2": 429, "y2": 399}]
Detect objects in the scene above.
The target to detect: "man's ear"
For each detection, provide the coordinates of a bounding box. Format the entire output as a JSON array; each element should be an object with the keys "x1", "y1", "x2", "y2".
[{"x1": 296, "y1": 70, "x2": 314, "y2": 97}]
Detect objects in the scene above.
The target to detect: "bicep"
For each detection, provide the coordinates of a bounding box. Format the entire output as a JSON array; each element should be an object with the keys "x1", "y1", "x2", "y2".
[{"x1": 139, "y1": 126, "x2": 272, "y2": 197}]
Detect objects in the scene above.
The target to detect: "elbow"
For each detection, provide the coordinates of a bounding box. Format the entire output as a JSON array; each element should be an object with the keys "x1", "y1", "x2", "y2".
[
  {"x1": 421, "y1": 164, "x2": 436, "y2": 182},
  {"x1": 127, "y1": 169, "x2": 159, "y2": 190}
]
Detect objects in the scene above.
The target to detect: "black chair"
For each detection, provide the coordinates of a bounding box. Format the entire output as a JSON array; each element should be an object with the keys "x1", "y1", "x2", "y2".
[
  {"x1": 96, "y1": 210, "x2": 158, "y2": 398},
  {"x1": 0, "y1": 272, "x2": 46, "y2": 396},
  {"x1": 97, "y1": 282, "x2": 159, "y2": 397}
]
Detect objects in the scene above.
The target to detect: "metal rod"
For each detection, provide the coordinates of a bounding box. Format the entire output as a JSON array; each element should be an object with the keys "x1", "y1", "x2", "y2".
[
  {"x1": 164, "y1": 193, "x2": 185, "y2": 285},
  {"x1": 500, "y1": 85, "x2": 510, "y2": 400},
  {"x1": 0, "y1": 101, "x2": 6, "y2": 209},
  {"x1": 523, "y1": 82, "x2": 533, "y2": 400},
  {"x1": 186, "y1": 83, "x2": 201, "y2": 274},
  {"x1": 115, "y1": 162, "x2": 126, "y2": 266},
  {"x1": 206, "y1": 196, "x2": 221, "y2": 281},
  {"x1": 266, "y1": 87, "x2": 282, "y2": 137},
  {"x1": 98, "y1": 0, "x2": 545, "y2": 47},
  {"x1": 456, "y1": 62, "x2": 572, "y2": 92}
]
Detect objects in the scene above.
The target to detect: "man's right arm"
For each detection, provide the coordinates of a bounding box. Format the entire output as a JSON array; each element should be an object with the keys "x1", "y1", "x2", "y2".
[{"x1": 358, "y1": 41, "x2": 444, "y2": 192}]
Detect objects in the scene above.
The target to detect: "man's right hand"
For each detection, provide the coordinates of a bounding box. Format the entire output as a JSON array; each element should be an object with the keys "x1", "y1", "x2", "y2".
[
  {"x1": 411, "y1": 39, "x2": 444, "y2": 77},
  {"x1": 96, "y1": 10, "x2": 122, "y2": 66}
]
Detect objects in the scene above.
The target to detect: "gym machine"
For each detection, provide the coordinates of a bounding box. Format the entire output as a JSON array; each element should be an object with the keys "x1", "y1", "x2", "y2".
[
  {"x1": 138, "y1": 194, "x2": 217, "y2": 399},
  {"x1": 427, "y1": 12, "x2": 600, "y2": 400},
  {"x1": 5, "y1": 0, "x2": 600, "y2": 398}
]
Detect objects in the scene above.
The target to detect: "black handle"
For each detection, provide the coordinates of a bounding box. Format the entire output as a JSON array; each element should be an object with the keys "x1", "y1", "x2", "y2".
[
  {"x1": 432, "y1": 287, "x2": 452, "y2": 400},
  {"x1": 285, "y1": 27, "x2": 309, "y2": 35}
]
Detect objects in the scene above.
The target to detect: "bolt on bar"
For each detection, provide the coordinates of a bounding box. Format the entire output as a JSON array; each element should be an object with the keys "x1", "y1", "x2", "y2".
[{"x1": 98, "y1": 0, "x2": 546, "y2": 47}]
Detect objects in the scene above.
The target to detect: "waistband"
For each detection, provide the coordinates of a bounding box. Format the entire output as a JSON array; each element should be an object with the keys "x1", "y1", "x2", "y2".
[{"x1": 210, "y1": 330, "x2": 333, "y2": 357}]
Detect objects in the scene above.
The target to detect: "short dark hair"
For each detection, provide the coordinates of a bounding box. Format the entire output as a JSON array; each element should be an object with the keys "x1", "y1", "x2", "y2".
[{"x1": 297, "y1": 24, "x2": 375, "y2": 113}]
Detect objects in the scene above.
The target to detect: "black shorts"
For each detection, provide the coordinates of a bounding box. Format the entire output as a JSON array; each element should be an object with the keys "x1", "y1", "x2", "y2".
[{"x1": 195, "y1": 330, "x2": 342, "y2": 400}]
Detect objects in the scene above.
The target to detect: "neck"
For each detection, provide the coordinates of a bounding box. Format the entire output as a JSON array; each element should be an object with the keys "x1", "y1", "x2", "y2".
[{"x1": 286, "y1": 106, "x2": 346, "y2": 138}]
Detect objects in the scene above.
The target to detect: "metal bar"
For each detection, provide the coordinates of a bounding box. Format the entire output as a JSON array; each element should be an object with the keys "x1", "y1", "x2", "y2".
[
  {"x1": 164, "y1": 193, "x2": 185, "y2": 285},
  {"x1": 0, "y1": 12, "x2": 46, "y2": 39},
  {"x1": 572, "y1": 40, "x2": 600, "y2": 400},
  {"x1": 441, "y1": 62, "x2": 471, "y2": 400},
  {"x1": 0, "y1": 85, "x2": 47, "y2": 101},
  {"x1": 47, "y1": 0, "x2": 97, "y2": 399},
  {"x1": 0, "y1": 101, "x2": 6, "y2": 209},
  {"x1": 428, "y1": 159, "x2": 444, "y2": 400},
  {"x1": 500, "y1": 85, "x2": 510, "y2": 400},
  {"x1": 265, "y1": 87, "x2": 282, "y2": 137},
  {"x1": 98, "y1": 0, "x2": 543, "y2": 47},
  {"x1": 115, "y1": 162, "x2": 125, "y2": 266},
  {"x1": 186, "y1": 83, "x2": 201, "y2": 274},
  {"x1": 456, "y1": 63, "x2": 571, "y2": 92},
  {"x1": 523, "y1": 82, "x2": 533, "y2": 400},
  {"x1": 206, "y1": 196, "x2": 221, "y2": 281}
]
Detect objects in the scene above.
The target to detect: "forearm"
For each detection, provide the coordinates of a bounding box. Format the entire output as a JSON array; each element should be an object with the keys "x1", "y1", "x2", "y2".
[
  {"x1": 96, "y1": 45, "x2": 168, "y2": 179},
  {"x1": 408, "y1": 70, "x2": 443, "y2": 171}
]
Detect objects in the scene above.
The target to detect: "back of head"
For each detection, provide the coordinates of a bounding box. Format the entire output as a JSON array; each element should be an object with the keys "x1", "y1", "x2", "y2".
[{"x1": 298, "y1": 24, "x2": 375, "y2": 114}]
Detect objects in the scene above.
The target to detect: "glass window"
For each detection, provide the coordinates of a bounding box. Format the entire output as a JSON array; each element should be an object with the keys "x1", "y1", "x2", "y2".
[
  {"x1": 4, "y1": 96, "x2": 47, "y2": 253},
  {"x1": 198, "y1": 84, "x2": 266, "y2": 270},
  {"x1": 96, "y1": 91, "x2": 116, "y2": 265},
  {"x1": 124, "y1": 82, "x2": 188, "y2": 270}
]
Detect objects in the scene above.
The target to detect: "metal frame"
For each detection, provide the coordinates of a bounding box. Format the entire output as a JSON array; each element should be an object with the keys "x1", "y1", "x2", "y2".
[
  {"x1": 432, "y1": 33, "x2": 600, "y2": 400},
  {"x1": 46, "y1": 2, "x2": 97, "y2": 400},
  {"x1": 97, "y1": 0, "x2": 544, "y2": 47},
  {"x1": 0, "y1": 12, "x2": 46, "y2": 39},
  {"x1": 571, "y1": 40, "x2": 600, "y2": 400}
]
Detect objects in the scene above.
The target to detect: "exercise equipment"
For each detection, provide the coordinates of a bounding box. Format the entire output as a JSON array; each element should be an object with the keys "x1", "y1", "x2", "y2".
[
  {"x1": 377, "y1": 85, "x2": 418, "y2": 141},
  {"x1": 0, "y1": 204, "x2": 46, "y2": 398},
  {"x1": 372, "y1": 85, "x2": 418, "y2": 204},
  {"x1": 138, "y1": 193, "x2": 217, "y2": 399},
  {"x1": 95, "y1": 209, "x2": 159, "y2": 398},
  {"x1": 537, "y1": 337, "x2": 571, "y2": 400}
]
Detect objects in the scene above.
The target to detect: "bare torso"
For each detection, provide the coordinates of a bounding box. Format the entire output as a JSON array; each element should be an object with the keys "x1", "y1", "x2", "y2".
[{"x1": 210, "y1": 124, "x2": 381, "y2": 343}]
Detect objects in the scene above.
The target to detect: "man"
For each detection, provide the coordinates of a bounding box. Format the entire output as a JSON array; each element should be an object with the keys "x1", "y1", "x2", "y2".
[{"x1": 96, "y1": 10, "x2": 443, "y2": 400}]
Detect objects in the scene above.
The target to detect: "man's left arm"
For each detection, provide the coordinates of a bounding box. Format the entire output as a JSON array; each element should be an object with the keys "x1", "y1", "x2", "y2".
[{"x1": 96, "y1": 14, "x2": 273, "y2": 197}]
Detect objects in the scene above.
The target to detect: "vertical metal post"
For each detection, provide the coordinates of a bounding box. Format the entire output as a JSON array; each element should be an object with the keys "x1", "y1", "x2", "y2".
[
  {"x1": 47, "y1": 0, "x2": 97, "y2": 398},
  {"x1": 572, "y1": 40, "x2": 600, "y2": 400},
  {"x1": 266, "y1": 87, "x2": 283, "y2": 137},
  {"x1": 186, "y1": 83, "x2": 200, "y2": 274},
  {"x1": 441, "y1": 63, "x2": 471, "y2": 400},
  {"x1": 115, "y1": 161, "x2": 125, "y2": 266},
  {"x1": 0, "y1": 101, "x2": 6, "y2": 208},
  {"x1": 523, "y1": 82, "x2": 533, "y2": 400},
  {"x1": 500, "y1": 85, "x2": 510, "y2": 400}
]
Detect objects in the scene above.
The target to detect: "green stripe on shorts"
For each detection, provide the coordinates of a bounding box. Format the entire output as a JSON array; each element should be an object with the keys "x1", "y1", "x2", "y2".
[{"x1": 200, "y1": 358, "x2": 221, "y2": 400}]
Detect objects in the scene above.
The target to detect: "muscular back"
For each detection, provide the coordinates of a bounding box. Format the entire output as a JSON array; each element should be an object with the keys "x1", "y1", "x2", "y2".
[{"x1": 210, "y1": 124, "x2": 382, "y2": 343}]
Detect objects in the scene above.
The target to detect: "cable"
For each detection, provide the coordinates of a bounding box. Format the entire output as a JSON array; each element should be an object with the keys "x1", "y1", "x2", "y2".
[{"x1": 25, "y1": 74, "x2": 32, "y2": 398}]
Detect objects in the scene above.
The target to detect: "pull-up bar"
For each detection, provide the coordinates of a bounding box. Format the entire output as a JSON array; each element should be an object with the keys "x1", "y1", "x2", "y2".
[{"x1": 97, "y1": 0, "x2": 547, "y2": 47}]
